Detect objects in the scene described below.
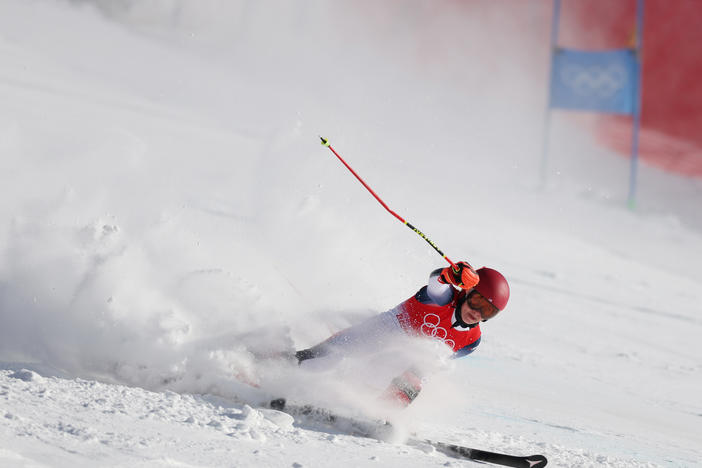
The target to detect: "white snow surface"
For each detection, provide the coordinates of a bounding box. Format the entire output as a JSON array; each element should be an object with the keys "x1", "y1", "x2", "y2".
[{"x1": 1, "y1": 1, "x2": 701, "y2": 467}]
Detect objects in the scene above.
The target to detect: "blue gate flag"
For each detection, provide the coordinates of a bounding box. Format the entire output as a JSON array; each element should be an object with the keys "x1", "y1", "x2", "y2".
[{"x1": 549, "y1": 48, "x2": 637, "y2": 115}]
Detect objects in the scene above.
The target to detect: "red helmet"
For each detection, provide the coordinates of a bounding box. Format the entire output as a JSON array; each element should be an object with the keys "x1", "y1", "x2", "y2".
[{"x1": 474, "y1": 267, "x2": 510, "y2": 311}]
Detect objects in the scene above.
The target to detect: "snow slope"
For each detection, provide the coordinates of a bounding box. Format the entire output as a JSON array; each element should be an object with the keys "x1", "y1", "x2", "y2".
[{"x1": 1, "y1": 1, "x2": 701, "y2": 466}]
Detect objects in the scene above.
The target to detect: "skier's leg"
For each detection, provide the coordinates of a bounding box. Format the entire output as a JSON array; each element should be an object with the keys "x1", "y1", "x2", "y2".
[
  {"x1": 296, "y1": 311, "x2": 403, "y2": 365},
  {"x1": 380, "y1": 366, "x2": 424, "y2": 407}
]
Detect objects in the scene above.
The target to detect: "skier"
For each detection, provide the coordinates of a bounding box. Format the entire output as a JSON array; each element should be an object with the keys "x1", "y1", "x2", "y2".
[{"x1": 294, "y1": 261, "x2": 510, "y2": 407}]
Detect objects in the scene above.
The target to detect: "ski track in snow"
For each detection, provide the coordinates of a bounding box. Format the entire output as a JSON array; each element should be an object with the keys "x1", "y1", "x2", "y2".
[
  {"x1": 1, "y1": 1, "x2": 701, "y2": 467},
  {"x1": 0, "y1": 369, "x2": 673, "y2": 467}
]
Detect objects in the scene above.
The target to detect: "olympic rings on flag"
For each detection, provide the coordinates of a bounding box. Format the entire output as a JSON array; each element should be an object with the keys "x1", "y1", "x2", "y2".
[{"x1": 560, "y1": 63, "x2": 627, "y2": 99}]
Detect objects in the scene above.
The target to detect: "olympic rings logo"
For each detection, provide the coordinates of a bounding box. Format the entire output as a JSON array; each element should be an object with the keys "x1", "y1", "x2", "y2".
[
  {"x1": 420, "y1": 313, "x2": 455, "y2": 349},
  {"x1": 560, "y1": 63, "x2": 627, "y2": 98}
]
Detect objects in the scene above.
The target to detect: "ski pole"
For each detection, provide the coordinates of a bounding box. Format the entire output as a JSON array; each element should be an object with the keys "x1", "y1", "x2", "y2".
[{"x1": 320, "y1": 136, "x2": 458, "y2": 271}]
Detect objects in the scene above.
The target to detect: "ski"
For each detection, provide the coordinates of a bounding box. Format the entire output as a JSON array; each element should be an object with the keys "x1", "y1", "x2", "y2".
[
  {"x1": 415, "y1": 439, "x2": 548, "y2": 467},
  {"x1": 268, "y1": 398, "x2": 393, "y2": 439},
  {"x1": 267, "y1": 399, "x2": 547, "y2": 467}
]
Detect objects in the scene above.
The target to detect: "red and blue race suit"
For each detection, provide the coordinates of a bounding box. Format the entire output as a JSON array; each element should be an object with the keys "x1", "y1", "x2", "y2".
[{"x1": 394, "y1": 285, "x2": 481, "y2": 358}]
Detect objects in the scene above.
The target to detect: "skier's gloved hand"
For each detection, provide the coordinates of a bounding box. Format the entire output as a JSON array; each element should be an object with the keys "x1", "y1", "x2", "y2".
[{"x1": 439, "y1": 261, "x2": 479, "y2": 290}]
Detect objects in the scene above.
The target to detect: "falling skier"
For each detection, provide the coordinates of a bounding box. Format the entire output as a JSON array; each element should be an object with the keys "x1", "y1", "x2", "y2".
[
  {"x1": 268, "y1": 139, "x2": 547, "y2": 466},
  {"x1": 302, "y1": 138, "x2": 511, "y2": 407},
  {"x1": 272, "y1": 260, "x2": 548, "y2": 467},
  {"x1": 294, "y1": 260, "x2": 510, "y2": 407}
]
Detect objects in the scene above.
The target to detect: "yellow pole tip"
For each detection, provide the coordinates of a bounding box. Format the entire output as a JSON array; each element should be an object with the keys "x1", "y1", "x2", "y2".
[{"x1": 320, "y1": 136, "x2": 330, "y2": 147}]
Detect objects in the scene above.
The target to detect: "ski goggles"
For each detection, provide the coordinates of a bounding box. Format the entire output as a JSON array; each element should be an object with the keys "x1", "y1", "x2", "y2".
[{"x1": 466, "y1": 289, "x2": 500, "y2": 321}]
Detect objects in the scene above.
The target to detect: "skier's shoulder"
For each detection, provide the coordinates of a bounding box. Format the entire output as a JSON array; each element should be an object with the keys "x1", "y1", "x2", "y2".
[
  {"x1": 414, "y1": 285, "x2": 434, "y2": 303},
  {"x1": 415, "y1": 284, "x2": 456, "y2": 305},
  {"x1": 423, "y1": 268, "x2": 456, "y2": 306}
]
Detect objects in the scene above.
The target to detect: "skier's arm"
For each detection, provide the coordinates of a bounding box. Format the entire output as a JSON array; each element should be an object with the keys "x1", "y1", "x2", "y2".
[
  {"x1": 452, "y1": 337, "x2": 482, "y2": 359},
  {"x1": 427, "y1": 261, "x2": 480, "y2": 305},
  {"x1": 426, "y1": 268, "x2": 454, "y2": 305}
]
